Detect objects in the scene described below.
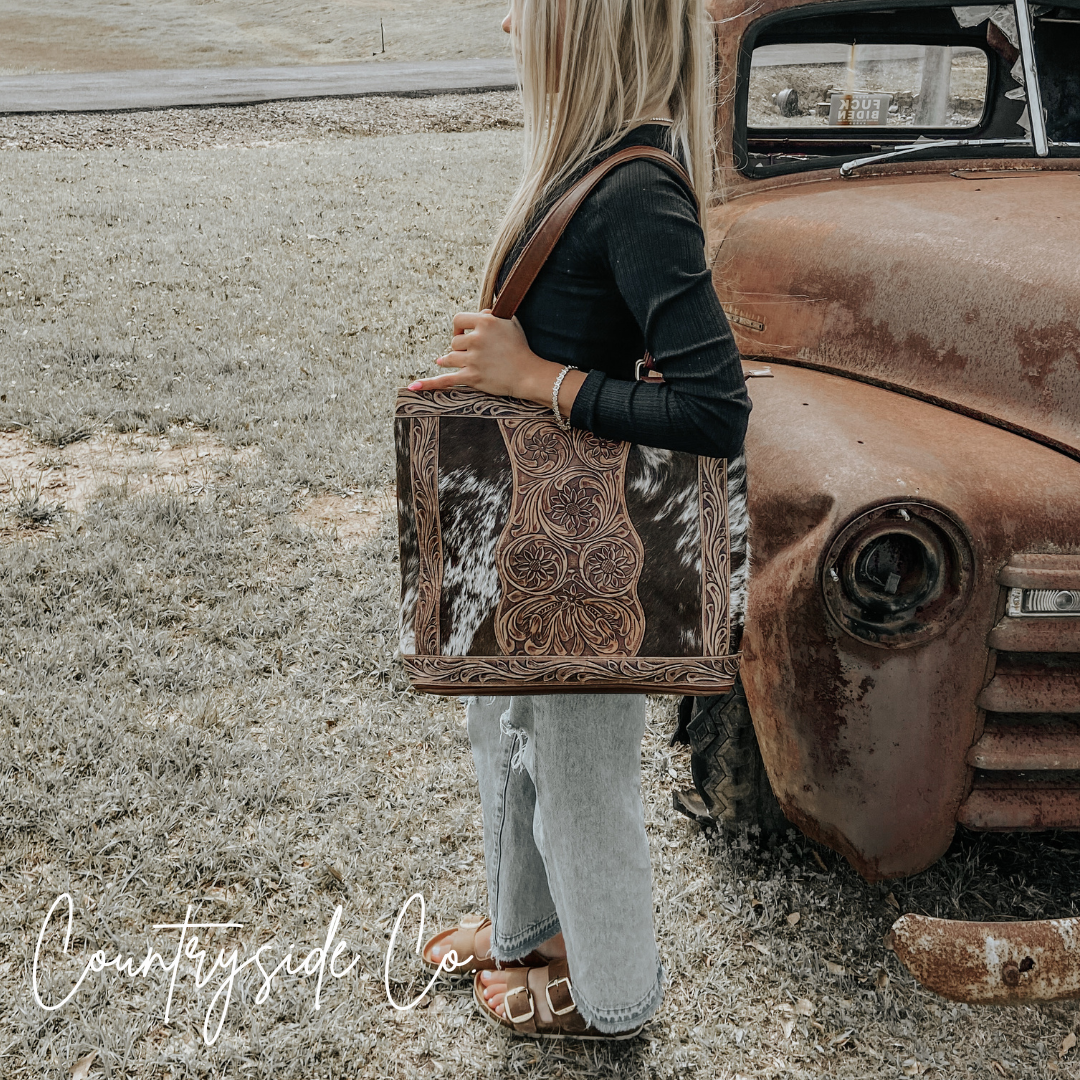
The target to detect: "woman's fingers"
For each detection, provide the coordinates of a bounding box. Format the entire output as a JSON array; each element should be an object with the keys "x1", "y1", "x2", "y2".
[
  {"x1": 408, "y1": 307, "x2": 534, "y2": 398},
  {"x1": 452, "y1": 309, "x2": 498, "y2": 334},
  {"x1": 407, "y1": 371, "x2": 470, "y2": 392},
  {"x1": 451, "y1": 311, "x2": 483, "y2": 333},
  {"x1": 447, "y1": 315, "x2": 518, "y2": 359},
  {"x1": 407, "y1": 344, "x2": 473, "y2": 392}
]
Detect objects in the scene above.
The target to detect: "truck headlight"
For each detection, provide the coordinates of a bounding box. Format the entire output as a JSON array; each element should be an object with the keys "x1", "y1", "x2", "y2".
[
  {"x1": 822, "y1": 503, "x2": 975, "y2": 648},
  {"x1": 1007, "y1": 588, "x2": 1080, "y2": 616}
]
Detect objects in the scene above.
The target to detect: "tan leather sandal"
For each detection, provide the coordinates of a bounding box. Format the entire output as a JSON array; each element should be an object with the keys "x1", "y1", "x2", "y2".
[
  {"x1": 472, "y1": 959, "x2": 644, "y2": 1040},
  {"x1": 421, "y1": 914, "x2": 547, "y2": 976}
]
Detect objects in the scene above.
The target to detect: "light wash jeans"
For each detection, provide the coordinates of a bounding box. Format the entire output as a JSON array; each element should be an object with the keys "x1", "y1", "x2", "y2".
[{"x1": 465, "y1": 693, "x2": 664, "y2": 1033}]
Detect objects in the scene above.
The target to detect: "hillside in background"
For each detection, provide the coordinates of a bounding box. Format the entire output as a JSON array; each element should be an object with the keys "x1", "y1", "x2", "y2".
[{"x1": 0, "y1": 0, "x2": 508, "y2": 76}]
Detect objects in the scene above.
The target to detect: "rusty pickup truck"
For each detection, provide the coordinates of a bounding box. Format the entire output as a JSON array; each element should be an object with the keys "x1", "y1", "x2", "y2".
[{"x1": 676, "y1": 0, "x2": 1080, "y2": 1004}]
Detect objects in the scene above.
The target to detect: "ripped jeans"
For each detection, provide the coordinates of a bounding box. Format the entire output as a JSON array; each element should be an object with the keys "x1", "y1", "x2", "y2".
[{"x1": 465, "y1": 693, "x2": 664, "y2": 1033}]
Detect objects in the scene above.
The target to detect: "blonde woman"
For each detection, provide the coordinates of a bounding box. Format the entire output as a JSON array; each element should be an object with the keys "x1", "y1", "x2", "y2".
[{"x1": 409, "y1": 0, "x2": 750, "y2": 1038}]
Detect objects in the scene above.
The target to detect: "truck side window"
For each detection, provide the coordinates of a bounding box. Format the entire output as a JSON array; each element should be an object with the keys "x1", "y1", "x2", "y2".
[{"x1": 1035, "y1": 14, "x2": 1080, "y2": 142}]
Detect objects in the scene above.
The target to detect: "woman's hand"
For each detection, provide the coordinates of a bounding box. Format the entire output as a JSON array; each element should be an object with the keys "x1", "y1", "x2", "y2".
[{"x1": 407, "y1": 310, "x2": 585, "y2": 416}]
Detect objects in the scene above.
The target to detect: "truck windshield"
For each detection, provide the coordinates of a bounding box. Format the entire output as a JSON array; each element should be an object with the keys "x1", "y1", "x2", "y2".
[
  {"x1": 739, "y1": 1, "x2": 1080, "y2": 178},
  {"x1": 749, "y1": 43, "x2": 990, "y2": 131}
]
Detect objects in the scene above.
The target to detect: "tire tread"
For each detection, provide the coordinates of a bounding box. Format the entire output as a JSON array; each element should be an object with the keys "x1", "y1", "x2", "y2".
[{"x1": 683, "y1": 679, "x2": 787, "y2": 836}]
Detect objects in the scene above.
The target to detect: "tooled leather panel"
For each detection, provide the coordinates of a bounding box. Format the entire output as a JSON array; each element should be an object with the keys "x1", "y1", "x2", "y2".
[
  {"x1": 396, "y1": 419, "x2": 420, "y2": 655},
  {"x1": 493, "y1": 419, "x2": 646, "y2": 657},
  {"x1": 397, "y1": 387, "x2": 549, "y2": 419},
  {"x1": 409, "y1": 416, "x2": 442, "y2": 657},
  {"x1": 700, "y1": 455, "x2": 731, "y2": 657},
  {"x1": 403, "y1": 654, "x2": 741, "y2": 695}
]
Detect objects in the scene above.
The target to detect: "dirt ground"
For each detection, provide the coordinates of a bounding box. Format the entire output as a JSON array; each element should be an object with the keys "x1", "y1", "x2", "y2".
[
  {"x1": 0, "y1": 428, "x2": 259, "y2": 534},
  {"x1": 1, "y1": 105, "x2": 1079, "y2": 1079},
  {"x1": 0, "y1": 0, "x2": 510, "y2": 77},
  {"x1": 0, "y1": 90, "x2": 523, "y2": 151},
  {"x1": 0, "y1": 428, "x2": 390, "y2": 547}
]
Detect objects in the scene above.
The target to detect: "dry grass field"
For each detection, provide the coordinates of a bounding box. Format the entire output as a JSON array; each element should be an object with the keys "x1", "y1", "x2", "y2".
[
  {"x1": 0, "y1": 0, "x2": 509, "y2": 77},
  {"x1": 1, "y1": 105, "x2": 1079, "y2": 1078}
]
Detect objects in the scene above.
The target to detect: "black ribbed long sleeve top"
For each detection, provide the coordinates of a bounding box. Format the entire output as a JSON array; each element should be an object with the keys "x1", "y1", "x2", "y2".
[{"x1": 497, "y1": 125, "x2": 750, "y2": 460}]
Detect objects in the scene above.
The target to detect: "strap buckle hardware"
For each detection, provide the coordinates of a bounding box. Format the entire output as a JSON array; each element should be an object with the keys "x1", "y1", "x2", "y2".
[
  {"x1": 635, "y1": 358, "x2": 666, "y2": 383},
  {"x1": 545, "y1": 976, "x2": 576, "y2": 1016},
  {"x1": 504, "y1": 985, "x2": 535, "y2": 1024}
]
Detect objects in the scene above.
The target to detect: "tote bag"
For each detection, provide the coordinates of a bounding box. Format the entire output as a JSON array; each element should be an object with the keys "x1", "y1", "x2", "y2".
[{"x1": 395, "y1": 146, "x2": 745, "y2": 695}]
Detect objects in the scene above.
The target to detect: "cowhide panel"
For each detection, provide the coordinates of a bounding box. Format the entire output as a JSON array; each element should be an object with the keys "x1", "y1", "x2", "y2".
[
  {"x1": 396, "y1": 388, "x2": 741, "y2": 695},
  {"x1": 626, "y1": 446, "x2": 702, "y2": 658},
  {"x1": 436, "y1": 418, "x2": 512, "y2": 656}
]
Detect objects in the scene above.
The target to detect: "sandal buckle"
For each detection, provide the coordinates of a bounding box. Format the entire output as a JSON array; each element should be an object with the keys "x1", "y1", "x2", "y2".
[
  {"x1": 504, "y1": 984, "x2": 535, "y2": 1024},
  {"x1": 545, "y1": 976, "x2": 576, "y2": 1016}
]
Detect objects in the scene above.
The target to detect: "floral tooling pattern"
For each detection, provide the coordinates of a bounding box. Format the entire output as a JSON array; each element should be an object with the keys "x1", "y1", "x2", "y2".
[
  {"x1": 409, "y1": 416, "x2": 442, "y2": 656},
  {"x1": 494, "y1": 419, "x2": 646, "y2": 656},
  {"x1": 403, "y1": 654, "x2": 740, "y2": 694}
]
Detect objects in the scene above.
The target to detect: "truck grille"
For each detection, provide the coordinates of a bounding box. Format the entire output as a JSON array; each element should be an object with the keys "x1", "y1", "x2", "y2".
[{"x1": 959, "y1": 555, "x2": 1080, "y2": 831}]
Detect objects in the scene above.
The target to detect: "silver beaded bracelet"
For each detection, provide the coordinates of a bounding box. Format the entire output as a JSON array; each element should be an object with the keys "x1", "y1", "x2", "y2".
[{"x1": 551, "y1": 365, "x2": 578, "y2": 432}]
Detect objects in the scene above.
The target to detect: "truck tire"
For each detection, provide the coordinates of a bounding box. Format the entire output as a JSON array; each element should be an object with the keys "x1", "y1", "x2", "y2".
[{"x1": 674, "y1": 679, "x2": 789, "y2": 838}]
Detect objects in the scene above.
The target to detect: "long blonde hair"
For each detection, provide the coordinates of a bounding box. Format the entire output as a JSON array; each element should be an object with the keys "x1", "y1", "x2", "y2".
[{"x1": 480, "y1": 0, "x2": 716, "y2": 308}]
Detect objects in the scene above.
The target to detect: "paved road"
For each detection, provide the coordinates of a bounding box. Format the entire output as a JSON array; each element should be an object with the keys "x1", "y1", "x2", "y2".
[{"x1": 0, "y1": 58, "x2": 517, "y2": 114}]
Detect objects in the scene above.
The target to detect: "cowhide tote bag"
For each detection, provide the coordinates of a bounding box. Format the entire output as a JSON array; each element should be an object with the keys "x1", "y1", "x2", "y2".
[{"x1": 395, "y1": 145, "x2": 746, "y2": 695}]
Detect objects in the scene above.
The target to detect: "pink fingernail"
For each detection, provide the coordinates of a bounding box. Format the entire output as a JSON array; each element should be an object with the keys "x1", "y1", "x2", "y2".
[{"x1": 408, "y1": 381, "x2": 422, "y2": 391}]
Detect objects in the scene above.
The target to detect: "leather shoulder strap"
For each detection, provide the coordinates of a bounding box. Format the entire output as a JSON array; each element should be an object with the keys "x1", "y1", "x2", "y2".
[{"x1": 491, "y1": 145, "x2": 694, "y2": 320}]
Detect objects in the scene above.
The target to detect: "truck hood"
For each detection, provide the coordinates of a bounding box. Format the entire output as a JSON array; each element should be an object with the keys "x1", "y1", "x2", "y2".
[{"x1": 711, "y1": 170, "x2": 1080, "y2": 460}]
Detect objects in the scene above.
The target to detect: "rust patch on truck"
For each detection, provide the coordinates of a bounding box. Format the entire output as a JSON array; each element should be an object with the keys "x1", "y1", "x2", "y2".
[
  {"x1": 891, "y1": 914, "x2": 1080, "y2": 1003},
  {"x1": 708, "y1": 173, "x2": 1080, "y2": 462}
]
